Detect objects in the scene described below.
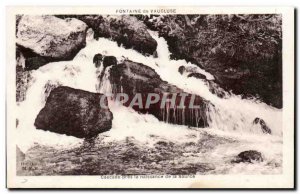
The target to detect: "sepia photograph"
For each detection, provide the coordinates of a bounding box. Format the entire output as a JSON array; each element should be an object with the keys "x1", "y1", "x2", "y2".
[{"x1": 6, "y1": 6, "x2": 295, "y2": 189}]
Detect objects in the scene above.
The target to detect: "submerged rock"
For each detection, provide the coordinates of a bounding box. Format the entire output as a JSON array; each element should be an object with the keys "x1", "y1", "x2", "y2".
[
  {"x1": 232, "y1": 150, "x2": 263, "y2": 163},
  {"x1": 253, "y1": 117, "x2": 272, "y2": 134},
  {"x1": 34, "y1": 86, "x2": 113, "y2": 138},
  {"x1": 109, "y1": 60, "x2": 212, "y2": 127},
  {"x1": 16, "y1": 15, "x2": 88, "y2": 70},
  {"x1": 56, "y1": 15, "x2": 157, "y2": 55},
  {"x1": 178, "y1": 66, "x2": 185, "y2": 75},
  {"x1": 139, "y1": 15, "x2": 282, "y2": 108},
  {"x1": 16, "y1": 146, "x2": 25, "y2": 162}
]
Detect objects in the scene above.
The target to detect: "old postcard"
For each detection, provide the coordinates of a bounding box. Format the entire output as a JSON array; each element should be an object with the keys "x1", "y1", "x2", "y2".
[{"x1": 6, "y1": 6, "x2": 294, "y2": 188}]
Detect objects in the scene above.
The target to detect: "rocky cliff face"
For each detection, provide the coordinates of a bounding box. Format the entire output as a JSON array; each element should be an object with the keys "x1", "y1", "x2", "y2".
[
  {"x1": 16, "y1": 15, "x2": 88, "y2": 70},
  {"x1": 56, "y1": 15, "x2": 157, "y2": 56},
  {"x1": 34, "y1": 86, "x2": 113, "y2": 138},
  {"x1": 137, "y1": 15, "x2": 282, "y2": 108},
  {"x1": 109, "y1": 60, "x2": 212, "y2": 127}
]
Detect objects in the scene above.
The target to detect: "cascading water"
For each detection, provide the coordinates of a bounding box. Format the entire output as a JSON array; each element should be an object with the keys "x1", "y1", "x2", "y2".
[
  {"x1": 92, "y1": 30, "x2": 282, "y2": 136},
  {"x1": 148, "y1": 31, "x2": 282, "y2": 136},
  {"x1": 16, "y1": 28, "x2": 282, "y2": 174}
]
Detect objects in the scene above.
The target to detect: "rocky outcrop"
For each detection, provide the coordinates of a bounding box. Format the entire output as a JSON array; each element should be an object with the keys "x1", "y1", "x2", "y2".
[
  {"x1": 16, "y1": 15, "x2": 88, "y2": 70},
  {"x1": 16, "y1": 47, "x2": 33, "y2": 102},
  {"x1": 232, "y1": 150, "x2": 263, "y2": 163},
  {"x1": 34, "y1": 86, "x2": 113, "y2": 138},
  {"x1": 109, "y1": 60, "x2": 212, "y2": 127},
  {"x1": 138, "y1": 15, "x2": 282, "y2": 108},
  {"x1": 56, "y1": 15, "x2": 157, "y2": 55},
  {"x1": 178, "y1": 66, "x2": 228, "y2": 98},
  {"x1": 253, "y1": 117, "x2": 272, "y2": 134}
]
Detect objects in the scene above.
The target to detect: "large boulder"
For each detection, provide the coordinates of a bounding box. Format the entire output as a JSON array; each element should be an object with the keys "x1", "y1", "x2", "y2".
[
  {"x1": 56, "y1": 15, "x2": 157, "y2": 55},
  {"x1": 138, "y1": 15, "x2": 282, "y2": 108},
  {"x1": 109, "y1": 60, "x2": 212, "y2": 127},
  {"x1": 34, "y1": 86, "x2": 113, "y2": 138},
  {"x1": 16, "y1": 15, "x2": 88, "y2": 70}
]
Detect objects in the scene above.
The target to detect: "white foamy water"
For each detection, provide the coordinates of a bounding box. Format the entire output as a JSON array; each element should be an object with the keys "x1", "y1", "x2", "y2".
[{"x1": 16, "y1": 29, "x2": 282, "y2": 174}]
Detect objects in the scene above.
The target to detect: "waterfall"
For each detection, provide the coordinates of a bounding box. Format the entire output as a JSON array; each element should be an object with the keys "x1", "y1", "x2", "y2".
[
  {"x1": 148, "y1": 31, "x2": 282, "y2": 136},
  {"x1": 16, "y1": 29, "x2": 282, "y2": 153}
]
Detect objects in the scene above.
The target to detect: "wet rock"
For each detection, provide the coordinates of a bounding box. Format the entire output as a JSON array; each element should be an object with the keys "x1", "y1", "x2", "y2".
[
  {"x1": 94, "y1": 55, "x2": 117, "y2": 91},
  {"x1": 233, "y1": 150, "x2": 263, "y2": 163},
  {"x1": 153, "y1": 51, "x2": 158, "y2": 58},
  {"x1": 16, "y1": 15, "x2": 88, "y2": 70},
  {"x1": 93, "y1": 53, "x2": 103, "y2": 68},
  {"x1": 103, "y1": 56, "x2": 117, "y2": 68},
  {"x1": 93, "y1": 54, "x2": 117, "y2": 69},
  {"x1": 56, "y1": 15, "x2": 157, "y2": 55},
  {"x1": 178, "y1": 65, "x2": 227, "y2": 98},
  {"x1": 34, "y1": 86, "x2": 113, "y2": 138},
  {"x1": 207, "y1": 81, "x2": 228, "y2": 98},
  {"x1": 16, "y1": 47, "x2": 33, "y2": 102},
  {"x1": 16, "y1": 14, "x2": 23, "y2": 34},
  {"x1": 109, "y1": 60, "x2": 212, "y2": 128},
  {"x1": 16, "y1": 146, "x2": 26, "y2": 174},
  {"x1": 42, "y1": 80, "x2": 62, "y2": 103},
  {"x1": 253, "y1": 117, "x2": 272, "y2": 134}
]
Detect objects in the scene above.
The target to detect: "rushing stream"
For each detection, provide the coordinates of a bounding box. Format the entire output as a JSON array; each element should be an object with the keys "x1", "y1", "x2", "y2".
[{"x1": 16, "y1": 29, "x2": 283, "y2": 175}]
